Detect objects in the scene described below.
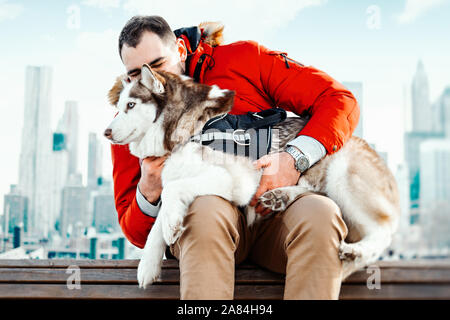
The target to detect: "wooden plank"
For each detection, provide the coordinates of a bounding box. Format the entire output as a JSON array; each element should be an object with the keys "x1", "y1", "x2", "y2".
[
  {"x1": 2, "y1": 267, "x2": 450, "y2": 284},
  {"x1": 344, "y1": 268, "x2": 450, "y2": 283},
  {"x1": 0, "y1": 259, "x2": 142, "y2": 269},
  {"x1": 0, "y1": 268, "x2": 286, "y2": 285},
  {"x1": 0, "y1": 266, "x2": 449, "y2": 284},
  {"x1": 0, "y1": 268, "x2": 283, "y2": 284},
  {"x1": 0, "y1": 283, "x2": 448, "y2": 300},
  {"x1": 0, "y1": 283, "x2": 180, "y2": 300},
  {"x1": 0, "y1": 268, "x2": 143, "y2": 284},
  {"x1": 339, "y1": 284, "x2": 450, "y2": 300},
  {"x1": 0, "y1": 259, "x2": 263, "y2": 270},
  {"x1": 0, "y1": 283, "x2": 284, "y2": 300},
  {"x1": 1, "y1": 259, "x2": 449, "y2": 269}
]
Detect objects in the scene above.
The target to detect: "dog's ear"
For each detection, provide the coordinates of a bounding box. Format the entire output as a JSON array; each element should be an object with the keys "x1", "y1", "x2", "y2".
[
  {"x1": 108, "y1": 74, "x2": 127, "y2": 106},
  {"x1": 207, "y1": 86, "x2": 235, "y2": 116},
  {"x1": 140, "y1": 64, "x2": 165, "y2": 94}
]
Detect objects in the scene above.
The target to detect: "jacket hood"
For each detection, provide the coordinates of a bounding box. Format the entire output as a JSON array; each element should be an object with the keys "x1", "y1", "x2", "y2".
[
  {"x1": 174, "y1": 22, "x2": 224, "y2": 54},
  {"x1": 174, "y1": 22, "x2": 224, "y2": 82}
]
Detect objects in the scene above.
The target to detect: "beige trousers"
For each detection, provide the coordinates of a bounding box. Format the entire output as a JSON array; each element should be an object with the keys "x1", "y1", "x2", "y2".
[{"x1": 169, "y1": 192, "x2": 348, "y2": 300}]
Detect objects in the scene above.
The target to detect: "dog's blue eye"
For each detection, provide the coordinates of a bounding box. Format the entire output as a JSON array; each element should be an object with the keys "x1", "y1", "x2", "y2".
[{"x1": 127, "y1": 102, "x2": 135, "y2": 109}]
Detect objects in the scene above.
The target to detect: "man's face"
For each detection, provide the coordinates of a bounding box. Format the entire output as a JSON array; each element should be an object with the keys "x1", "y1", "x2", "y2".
[{"x1": 121, "y1": 31, "x2": 187, "y2": 81}]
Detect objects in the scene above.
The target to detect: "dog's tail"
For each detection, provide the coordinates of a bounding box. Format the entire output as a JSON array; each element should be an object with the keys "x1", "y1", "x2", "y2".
[{"x1": 199, "y1": 21, "x2": 224, "y2": 47}]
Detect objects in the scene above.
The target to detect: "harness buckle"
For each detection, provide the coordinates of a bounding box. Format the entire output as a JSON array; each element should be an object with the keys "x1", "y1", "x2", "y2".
[{"x1": 232, "y1": 129, "x2": 250, "y2": 146}]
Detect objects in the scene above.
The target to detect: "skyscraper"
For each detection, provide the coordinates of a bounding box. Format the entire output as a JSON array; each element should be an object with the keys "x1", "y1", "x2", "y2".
[
  {"x1": 57, "y1": 101, "x2": 79, "y2": 176},
  {"x1": 419, "y1": 139, "x2": 450, "y2": 210},
  {"x1": 49, "y1": 132, "x2": 69, "y2": 234},
  {"x1": 92, "y1": 181, "x2": 119, "y2": 233},
  {"x1": 87, "y1": 132, "x2": 103, "y2": 190},
  {"x1": 59, "y1": 173, "x2": 88, "y2": 238},
  {"x1": 2, "y1": 185, "x2": 28, "y2": 235},
  {"x1": 411, "y1": 60, "x2": 432, "y2": 132},
  {"x1": 445, "y1": 88, "x2": 450, "y2": 138},
  {"x1": 404, "y1": 131, "x2": 444, "y2": 215},
  {"x1": 431, "y1": 87, "x2": 450, "y2": 137},
  {"x1": 419, "y1": 139, "x2": 450, "y2": 252},
  {"x1": 342, "y1": 81, "x2": 363, "y2": 138},
  {"x1": 18, "y1": 66, "x2": 53, "y2": 237}
]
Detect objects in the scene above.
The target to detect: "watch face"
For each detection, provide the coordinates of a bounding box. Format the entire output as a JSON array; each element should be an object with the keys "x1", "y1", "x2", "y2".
[{"x1": 297, "y1": 156, "x2": 309, "y2": 172}]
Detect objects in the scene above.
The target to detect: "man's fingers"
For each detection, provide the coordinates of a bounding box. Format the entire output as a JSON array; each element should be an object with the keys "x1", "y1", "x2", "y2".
[
  {"x1": 255, "y1": 203, "x2": 264, "y2": 214},
  {"x1": 141, "y1": 156, "x2": 157, "y2": 164},
  {"x1": 155, "y1": 155, "x2": 168, "y2": 166},
  {"x1": 250, "y1": 188, "x2": 266, "y2": 207},
  {"x1": 254, "y1": 203, "x2": 272, "y2": 216},
  {"x1": 252, "y1": 156, "x2": 271, "y2": 170},
  {"x1": 250, "y1": 179, "x2": 270, "y2": 207},
  {"x1": 142, "y1": 155, "x2": 168, "y2": 169}
]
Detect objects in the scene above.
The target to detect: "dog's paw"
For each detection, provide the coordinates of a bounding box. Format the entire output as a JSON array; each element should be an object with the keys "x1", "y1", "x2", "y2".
[
  {"x1": 259, "y1": 189, "x2": 289, "y2": 212},
  {"x1": 339, "y1": 241, "x2": 363, "y2": 261},
  {"x1": 137, "y1": 254, "x2": 162, "y2": 289},
  {"x1": 161, "y1": 211, "x2": 186, "y2": 245}
]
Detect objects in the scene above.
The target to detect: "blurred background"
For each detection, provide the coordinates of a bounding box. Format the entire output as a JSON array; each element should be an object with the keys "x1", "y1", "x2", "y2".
[{"x1": 0, "y1": 0, "x2": 449, "y2": 260}]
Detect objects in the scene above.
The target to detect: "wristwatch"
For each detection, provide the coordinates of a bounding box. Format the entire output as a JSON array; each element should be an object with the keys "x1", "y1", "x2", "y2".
[{"x1": 285, "y1": 146, "x2": 310, "y2": 173}]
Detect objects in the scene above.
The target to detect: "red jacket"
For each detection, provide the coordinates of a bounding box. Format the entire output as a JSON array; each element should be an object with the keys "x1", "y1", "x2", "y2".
[{"x1": 111, "y1": 31, "x2": 359, "y2": 249}]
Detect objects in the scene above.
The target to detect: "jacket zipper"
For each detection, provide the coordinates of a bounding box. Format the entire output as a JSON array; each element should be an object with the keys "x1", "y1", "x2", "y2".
[{"x1": 280, "y1": 53, "x2": 304, "y2": 68}]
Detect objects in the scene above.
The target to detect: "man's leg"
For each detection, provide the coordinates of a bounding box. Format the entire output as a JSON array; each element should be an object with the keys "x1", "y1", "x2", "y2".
[
  {"x1": 249, "y1": 193, "x2": 348, "y2": 300},
  {"x1": 169, "y1": 195, "x2": 250, "y2": 300}
]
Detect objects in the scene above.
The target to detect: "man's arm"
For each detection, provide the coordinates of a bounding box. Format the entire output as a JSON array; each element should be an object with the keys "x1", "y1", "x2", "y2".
[
  {"x1": 259, "y1": 45, "x2": 360, "y2": 157},
  {"x1": 111, "y1": 144, "x2": 157, "y2": 249},
  {"x1": 250, "y1": 43, "x2": 359, "y2": 213}
]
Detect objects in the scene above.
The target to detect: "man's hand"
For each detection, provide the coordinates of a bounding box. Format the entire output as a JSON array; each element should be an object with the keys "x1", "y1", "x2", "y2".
[
  {"x1": 250, "y1": 152, "x2": 301, "y2": 216},
  {"x1": 138, "y1": 156, "x2": 168, "y2": 204}
]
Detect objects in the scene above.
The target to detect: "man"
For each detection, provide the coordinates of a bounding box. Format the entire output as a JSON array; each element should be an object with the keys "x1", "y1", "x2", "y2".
[{"x1": 111, "y1": 15, "x2": 359, "y2": 299}]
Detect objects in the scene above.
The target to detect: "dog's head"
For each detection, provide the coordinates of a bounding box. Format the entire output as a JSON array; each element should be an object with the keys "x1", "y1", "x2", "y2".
[{"x1": 104, "y1": 64, "x2": 235, "y2": 156}]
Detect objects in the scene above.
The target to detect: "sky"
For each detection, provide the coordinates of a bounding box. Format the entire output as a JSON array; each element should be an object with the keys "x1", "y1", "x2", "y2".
[{"x1": 0, "y1": 0, "x2": 449, "y2": 210}]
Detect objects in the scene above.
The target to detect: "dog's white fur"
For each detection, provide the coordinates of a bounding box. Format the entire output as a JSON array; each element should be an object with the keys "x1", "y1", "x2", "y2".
[{"x1": 106, "y1": 65, "x2": 400, "y2": 288}]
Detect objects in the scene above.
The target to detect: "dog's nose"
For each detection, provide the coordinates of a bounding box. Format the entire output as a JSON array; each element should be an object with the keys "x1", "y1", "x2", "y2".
[{"x1": 104, "y1": 128, "x2": 112, "y2": 139}]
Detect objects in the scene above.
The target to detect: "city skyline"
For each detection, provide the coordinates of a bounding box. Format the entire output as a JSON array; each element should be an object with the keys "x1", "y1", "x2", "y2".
[
  {"x1": 1, "y1": 54, "x2": 448, "y2": 258},
  {"x1": 0, "y1": 1, "x2": 449, "y2": 258},
  {"x1": 1, "y1": 1, "x2": 450, "y2": 207}
]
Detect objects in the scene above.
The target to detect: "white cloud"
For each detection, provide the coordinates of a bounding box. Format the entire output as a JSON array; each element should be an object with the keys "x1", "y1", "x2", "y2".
[
  {"x1": 0, "y1": 0, "x2": 23, "y2": 22},
  {"x1": 122, "y1": 0, "x2": 326, "y2": 43},
  {"x1": 82, "y1": 0, "x2": 121, "y2": 9},
  {"x1": 397, "y1": 0, "x2": 446, "y2": 24}
]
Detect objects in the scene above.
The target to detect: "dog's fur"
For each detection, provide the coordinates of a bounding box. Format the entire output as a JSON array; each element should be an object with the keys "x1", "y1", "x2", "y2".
[{"x1": 106, "y1": 63, "x2": 400, "y2": 288}]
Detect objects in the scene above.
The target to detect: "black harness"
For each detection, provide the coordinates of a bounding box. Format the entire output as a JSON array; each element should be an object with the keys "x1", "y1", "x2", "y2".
[{"x1": 190, "y1": 108, "x2": 287, "y2": 160}]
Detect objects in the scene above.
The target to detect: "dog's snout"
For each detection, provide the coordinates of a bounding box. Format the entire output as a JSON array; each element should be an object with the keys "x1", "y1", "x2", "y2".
[{"x1": 104, "y1": 128, "x2": 112, "y2": 138}]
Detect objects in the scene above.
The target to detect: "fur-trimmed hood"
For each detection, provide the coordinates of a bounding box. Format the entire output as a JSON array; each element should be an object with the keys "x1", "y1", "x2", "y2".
[{"x1": 198, "y1": 21, "x2": 224, "y2": 47}]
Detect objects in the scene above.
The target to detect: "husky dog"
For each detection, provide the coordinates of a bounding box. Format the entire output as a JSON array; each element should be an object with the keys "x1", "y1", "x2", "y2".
[{"x1": 105, "y1": 64, "x2": 400, "y2": 289}]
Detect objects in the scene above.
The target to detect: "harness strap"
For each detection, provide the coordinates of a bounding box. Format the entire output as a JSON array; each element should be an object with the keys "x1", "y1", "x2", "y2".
[
  {"x1": 190, "y1": 131, "x2": 251, "y2": 145},
  {"x1": 242, "y1": 110, "x2": 287, "y2": 130}
]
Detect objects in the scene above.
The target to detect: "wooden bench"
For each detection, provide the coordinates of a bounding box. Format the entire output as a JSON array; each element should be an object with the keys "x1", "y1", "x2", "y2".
[{"x1": 0, "y1": 259, "x2": 449, "y2": 299}]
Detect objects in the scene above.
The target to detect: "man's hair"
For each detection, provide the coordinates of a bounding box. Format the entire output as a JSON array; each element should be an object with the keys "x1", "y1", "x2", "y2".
[{"x1": 118, "y1": 15, "x2": 176, "y2": 58}]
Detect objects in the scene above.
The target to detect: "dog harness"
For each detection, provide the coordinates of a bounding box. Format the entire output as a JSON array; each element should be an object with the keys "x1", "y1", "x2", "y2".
[{"x1": 190, "y1": 108, "x2": 287, "y2": 160}]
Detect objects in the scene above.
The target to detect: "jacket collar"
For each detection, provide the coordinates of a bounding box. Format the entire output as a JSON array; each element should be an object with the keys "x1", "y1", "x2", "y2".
[{"x1": 185, "y1": 41, "x2": 214, "y2": 83}]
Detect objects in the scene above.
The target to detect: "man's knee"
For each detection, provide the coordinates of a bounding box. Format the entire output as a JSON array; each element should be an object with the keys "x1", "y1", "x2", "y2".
[
  {"x1": 181, "y1": 195, "x2": 241, "y2": 243},
  {"x1": 286, "y1": 194, "x2": 347, "y2": 241}
]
